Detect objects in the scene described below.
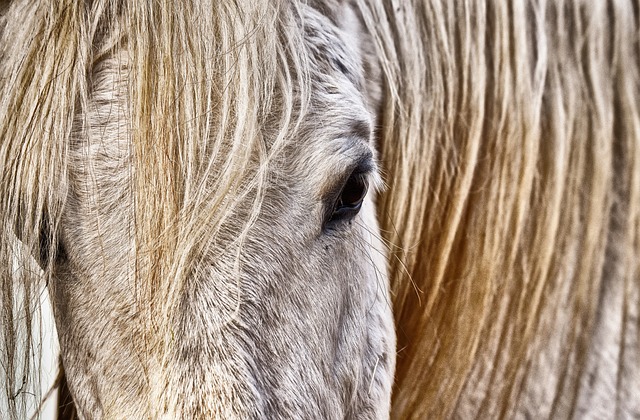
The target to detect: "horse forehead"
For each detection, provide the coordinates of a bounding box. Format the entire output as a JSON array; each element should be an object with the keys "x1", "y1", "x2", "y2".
[
  {"x1": 302, "y1": 4, "x2": 365, "y2": 94},
  {"x1": 300, "y1": 11, "x2": 372, "y2": 152}
]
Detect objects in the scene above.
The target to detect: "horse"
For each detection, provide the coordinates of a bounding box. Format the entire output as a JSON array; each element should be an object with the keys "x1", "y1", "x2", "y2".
[{"x1": 1, "y1": 0, "x2": 639, "y2": 418}]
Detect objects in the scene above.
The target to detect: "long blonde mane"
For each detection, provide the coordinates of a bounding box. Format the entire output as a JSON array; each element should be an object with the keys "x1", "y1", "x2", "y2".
[
  {"x1": 1, "y1": 0, "x2": 639, "y2": 418},
  {"x1": 360, "y1": 0, "x2": 640, "y2": 417}
]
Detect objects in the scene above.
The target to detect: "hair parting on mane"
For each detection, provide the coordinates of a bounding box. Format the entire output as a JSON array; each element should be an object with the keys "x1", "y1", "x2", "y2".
[{"x1": 356, "y1": 0, "x2": 640, "y2": 417}]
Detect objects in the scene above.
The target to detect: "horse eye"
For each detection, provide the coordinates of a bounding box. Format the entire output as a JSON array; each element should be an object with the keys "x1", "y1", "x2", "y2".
[{"x1": 327, "y1": 172, "x2": 369, "y2": 225}]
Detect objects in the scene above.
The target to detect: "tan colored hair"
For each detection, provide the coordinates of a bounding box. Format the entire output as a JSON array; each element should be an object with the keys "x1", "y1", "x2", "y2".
[
  {"x1": 1, "y1": 0, "x2": 308, "y2": 416},
  {"x1": 357, "y1": 0, "x2": 640, "y2": 417},
  {"x1": 1, "y1": 1, "x2": 79, "y2": 416},
  {"x1": 1, "y1": 0, "x2": 639, "y2": 418}
]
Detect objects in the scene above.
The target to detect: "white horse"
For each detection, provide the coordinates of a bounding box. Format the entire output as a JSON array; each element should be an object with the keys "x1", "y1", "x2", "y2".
[{"x1": 1, "y1": 0, "x2": 639, "y2": 418}]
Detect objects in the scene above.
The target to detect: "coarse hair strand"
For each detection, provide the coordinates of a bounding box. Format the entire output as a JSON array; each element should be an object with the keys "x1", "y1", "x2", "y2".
[
  {"x1": 357, "y1": 0, "x2": 640, "y2": 417},
  {"x1": 0, "y1": 0, "x2": 310, "y2": 417}
]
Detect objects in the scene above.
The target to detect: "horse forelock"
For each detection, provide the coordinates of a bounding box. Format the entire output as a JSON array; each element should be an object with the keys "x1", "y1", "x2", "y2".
[{"x1": 1, "y1": 0, "x2": 383, "y2": 417}]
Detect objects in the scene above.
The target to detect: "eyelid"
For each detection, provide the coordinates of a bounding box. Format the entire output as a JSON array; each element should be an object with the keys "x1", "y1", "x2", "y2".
[
  {"x1": 351, "y1": 153, "x2": 376, "y2": 177},
  {"x1": 315, "y1": 142, "x2": 381, "y2": 203},
  {"x1": 321, "y1": 152, "x2": 380, "y2": 226},
  {"x1": 353, "y1": 153, "x2": 382, "y2": 194},
  {"x1": 335, "y1": 152, "x2": 376, "y2": 193}
]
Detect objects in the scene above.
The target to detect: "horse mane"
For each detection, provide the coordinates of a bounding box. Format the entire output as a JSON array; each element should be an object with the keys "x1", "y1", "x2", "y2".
[
  {"x1": 1, "y1": 0, "x2": 639, "y2": 418},
  {"x1": 1, "y1": 1, "x2": 310, "y2": 416},
  {"x1": 359, "y1": 0, "x2": 640, "y2": 417}
]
